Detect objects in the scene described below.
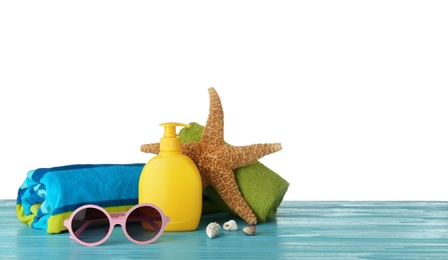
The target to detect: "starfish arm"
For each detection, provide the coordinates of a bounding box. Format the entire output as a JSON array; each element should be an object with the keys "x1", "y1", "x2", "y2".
[
  {"x1": 179, "y1": 142, "x2": 202, "y2": 164},
  {"x1": 201, "y1": 87, "x2": 225, "y2": 146},
  {"x1": 140, "y1": 143, "x2": 160, "y2": 154},
  {"x1": 225, "y1": 143, "x2": 282, "y2": 169},
  {"x1": 140, "y1": 142, "x2": 202, "y2": 160},
  {"x1": 210, "y1": 168, "x2": 257, "y2": 225}
]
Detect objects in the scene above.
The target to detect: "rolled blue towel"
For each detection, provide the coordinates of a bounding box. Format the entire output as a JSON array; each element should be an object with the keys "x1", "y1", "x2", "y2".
[{"x1": 16, "y1": 164, "x2": 145, "y2": 234}]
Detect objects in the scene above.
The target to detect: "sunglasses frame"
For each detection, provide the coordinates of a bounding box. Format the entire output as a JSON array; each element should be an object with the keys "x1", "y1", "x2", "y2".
[{"x1": 63, "y1": 203, "x2": 170, "y2": 246}]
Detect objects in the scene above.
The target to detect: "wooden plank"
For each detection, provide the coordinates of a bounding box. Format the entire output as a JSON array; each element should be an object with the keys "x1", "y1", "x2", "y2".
[{"x1": 1, "y1": 200, "x2": 447, "y2": 259}]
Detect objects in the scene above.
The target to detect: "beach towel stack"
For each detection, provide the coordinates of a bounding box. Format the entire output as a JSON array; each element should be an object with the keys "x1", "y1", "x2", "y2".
[{"x1": 16, "y1": 164, "x2": 145, "y2": 234}]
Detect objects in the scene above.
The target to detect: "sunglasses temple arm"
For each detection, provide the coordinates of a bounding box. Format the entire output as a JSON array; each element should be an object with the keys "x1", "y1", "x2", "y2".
[
  {"x1": 127, "y1": 216, "x2": 164, "y2": 230},
  {"x1": 72, "y1": 218, "x2": 108, "y2": 237}
]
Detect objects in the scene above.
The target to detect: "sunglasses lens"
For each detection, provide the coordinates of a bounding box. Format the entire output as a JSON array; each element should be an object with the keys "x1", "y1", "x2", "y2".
[
  {"x1": 71, "y1": 207, "x2": 110, "y2": 244},
  {"x1": 126, "y1": 205, "x2": 164, "y2": 242}
]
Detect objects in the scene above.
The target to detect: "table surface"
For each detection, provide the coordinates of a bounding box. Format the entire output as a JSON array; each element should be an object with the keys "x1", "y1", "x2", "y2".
[{"x1": 1, "y1": 200, "x2": 447, "y2": 259}]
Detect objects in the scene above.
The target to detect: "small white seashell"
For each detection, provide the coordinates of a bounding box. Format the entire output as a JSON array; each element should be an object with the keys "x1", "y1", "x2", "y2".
[
  {"x1": 242, "y1": 224, "x2": 256, "y2": 236},
  {"x1": 206, "y1": 222, "x2": 220, "y2": 238},
  {"x1": 223, "y1": 220, "x2": 238, "y2": 231}
]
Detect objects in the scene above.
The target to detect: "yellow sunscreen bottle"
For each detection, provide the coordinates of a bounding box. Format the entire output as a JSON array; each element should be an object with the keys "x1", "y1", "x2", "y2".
[{"x1": 139, "y1": 122, "x2": 202, "y2": 231}]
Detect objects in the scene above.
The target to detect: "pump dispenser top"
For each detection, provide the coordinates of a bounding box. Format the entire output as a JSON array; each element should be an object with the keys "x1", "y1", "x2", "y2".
[
  {"x1": 138, "y1": 122, "x2": 202, "y2": 231},
  {"x1": 159, "y1": 122, "x2": 188, "y2": 152}
]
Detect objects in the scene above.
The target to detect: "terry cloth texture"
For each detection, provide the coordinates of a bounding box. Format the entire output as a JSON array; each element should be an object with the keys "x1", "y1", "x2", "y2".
[
  {"x1": 16, "y1": 164, "x2": 145, "y2": 234},
  {"x1": 179, "y1": 122, "x2": 290, "y2": 223}
]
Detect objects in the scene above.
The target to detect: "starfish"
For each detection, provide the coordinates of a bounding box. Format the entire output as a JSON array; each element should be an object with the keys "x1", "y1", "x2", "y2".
[{"x1": 140, "y1": 87, "x2": 282, "y2": 233}]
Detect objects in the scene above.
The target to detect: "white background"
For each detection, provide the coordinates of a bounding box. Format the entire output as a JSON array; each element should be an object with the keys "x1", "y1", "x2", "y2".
[{"x1": 1, "y1": 1, "x2": 447, "y2": 201}]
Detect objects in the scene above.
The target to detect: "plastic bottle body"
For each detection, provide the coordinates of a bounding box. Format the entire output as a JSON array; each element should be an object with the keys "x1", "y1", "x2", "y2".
[{"x1": 139, "y1": 151, "x2": 202, "y2": 231}]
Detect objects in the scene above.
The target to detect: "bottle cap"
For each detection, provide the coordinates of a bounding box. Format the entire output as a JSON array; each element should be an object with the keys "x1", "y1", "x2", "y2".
[{"x1": 159, "y1": 122, "x2": 189, "y2": 152}]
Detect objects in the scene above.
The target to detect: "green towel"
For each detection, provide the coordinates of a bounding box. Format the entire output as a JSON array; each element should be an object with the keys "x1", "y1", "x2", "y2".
[{"x1": 179, "y1": 122, "x2": 289, "y2": 223}]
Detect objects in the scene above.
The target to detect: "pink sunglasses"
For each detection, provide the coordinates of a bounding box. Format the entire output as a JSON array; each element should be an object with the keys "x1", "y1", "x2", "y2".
[{"x1": 63, "y1": 203, "x2": 170, "y2": 246}]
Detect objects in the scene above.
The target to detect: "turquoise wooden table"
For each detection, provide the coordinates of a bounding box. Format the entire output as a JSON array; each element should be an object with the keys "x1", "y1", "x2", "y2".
[{"x1": 1, "y1": 200, "x2": 447, "y2": 259}]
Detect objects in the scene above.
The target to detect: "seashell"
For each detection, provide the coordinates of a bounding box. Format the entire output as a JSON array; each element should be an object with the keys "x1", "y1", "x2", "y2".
[
  {"x1": 206, "y1": 222, "x2": 220, "y2": 238},
  {"x1": 242, "y1": 224, "x2": 256, "y2": 236},
  {"x1": 223, "y1": 220, "x2": 238, "y2": 231}
]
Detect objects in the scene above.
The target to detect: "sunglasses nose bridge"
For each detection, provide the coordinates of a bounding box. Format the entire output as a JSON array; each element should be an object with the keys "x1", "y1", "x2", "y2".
[{"x1": 109, "y1": 212, "x2": 126, "y2": 227}]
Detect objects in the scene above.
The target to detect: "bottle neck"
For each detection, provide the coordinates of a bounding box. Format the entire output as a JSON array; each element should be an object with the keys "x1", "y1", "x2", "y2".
[
  {"x1": 159, "y1": 150, "x2": 182, "y2": 156},
  {"x1": 160, "y1": 137, "x2": 181, "y2": 152}
]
